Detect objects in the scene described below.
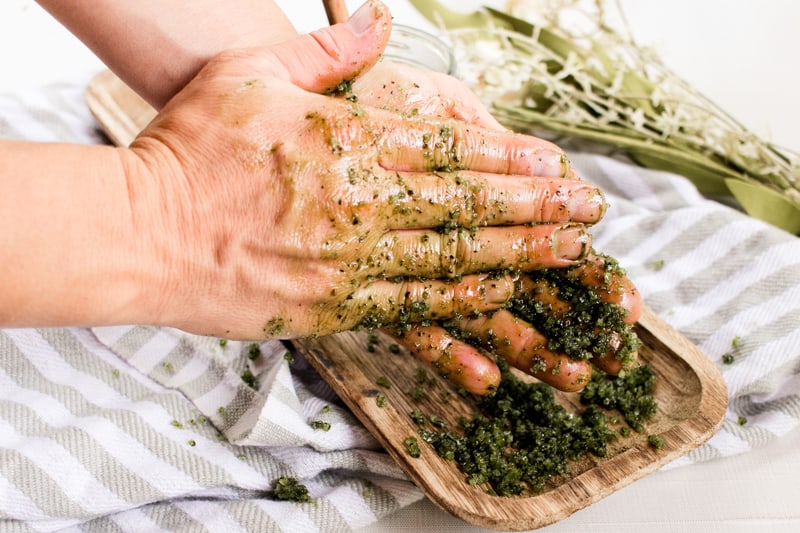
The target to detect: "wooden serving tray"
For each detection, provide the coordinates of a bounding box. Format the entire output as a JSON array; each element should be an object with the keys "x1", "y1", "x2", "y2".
[{"x1": 86, "y1": 70, "x2": 728, "y2": 531}]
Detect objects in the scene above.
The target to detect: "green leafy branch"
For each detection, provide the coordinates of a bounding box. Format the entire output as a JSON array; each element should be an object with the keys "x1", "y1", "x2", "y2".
[{"x1": 410, "y1": 0, "x2": 800, "y2": 233}]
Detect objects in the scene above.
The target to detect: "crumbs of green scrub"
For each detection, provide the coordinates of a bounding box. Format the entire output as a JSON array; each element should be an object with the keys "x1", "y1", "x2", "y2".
[
  {"x1": 647, "y1": 434, "x2": 665, "y2": 449},
  {"x1": 241, "y1": 369, "x2": 257, "y2": 388},
  {"x1": 404, "y1": 436, "x2": 421, "y2": 458},
  {"x1": 507, "y1": 256, "x2": 639, "y2": 369},
  {"x1": 273, "y1": 476, "x2": 313, "y2": 503},
  {"x1": 419, "y1": 366, "x2": 616, "y2": 496},
  {"x1": 247, "y1": 343, "x2": 260, "y2": 360},
  {"x1": 376, "y1": 393, "x2": 387, "y2": 408},
  {"x1": 310, "y1": 420, "x2": 331, "y2": 431},
  {"x1": 579, "y1": 365, "x2": 657, "y2": 433},
  {"x1": 417, "y1": 359, "x2": 657, "y2": 497}
]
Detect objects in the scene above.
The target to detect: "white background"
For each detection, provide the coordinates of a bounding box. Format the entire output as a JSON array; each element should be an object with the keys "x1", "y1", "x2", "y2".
[
  {"x1": 1, "y1": 0, "x2": 799, "y2": 153},
  {"x1": 1, "y1": 1, "x2": 799, "y2": 532}
]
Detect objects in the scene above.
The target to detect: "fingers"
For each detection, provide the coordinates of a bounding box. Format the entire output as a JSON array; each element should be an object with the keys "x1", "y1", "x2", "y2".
[
  {"x1": 516, "y1": 275, "x2": 640, "y2": 373},
  {"x1": 389, "y1": 325, "x2": 502, "y2": 395},
  {"x1": 377, "y1": 172, "x2": 606, "y2": 228},
  {"x1": 565, "y1": 253, "x2": 643, "y2": 324},
  {"x1": 591, "y1": 331, "x2": 639, "y2": 375},
  {"x1": 372, "y1": 223, "x2": 590, "y2": 279},
  {"x1": 373, "y1": 114, "x2": 574, "y2": 178},
  {"x1": 452, "y1": 310, "x2": 593, "y2": 392},
  {"x1": 334, "y1": 274, "x2": 516, "y2": 330}
]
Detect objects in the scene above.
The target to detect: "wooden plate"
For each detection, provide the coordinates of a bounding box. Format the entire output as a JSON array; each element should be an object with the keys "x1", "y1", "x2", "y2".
[
  {"x1": 291, "y1": 305, "x2": 726, "y2": 530},
  {"x1": 86, "y1": 70, "x2": 728, "y2": 531}
]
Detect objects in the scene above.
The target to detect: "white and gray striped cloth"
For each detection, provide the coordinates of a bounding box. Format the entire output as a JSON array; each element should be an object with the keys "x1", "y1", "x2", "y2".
[{"x1": 2, "y1": 80, "x2": 799, "y2": 532}]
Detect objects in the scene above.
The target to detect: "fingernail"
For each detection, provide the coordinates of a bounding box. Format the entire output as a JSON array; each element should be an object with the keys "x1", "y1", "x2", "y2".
[
  {"x1": 553, "y1": 224, "x2": 590, "y2": 261},
  {"x1": 347, "y1": 1, "x2": 379, "y2": 35},
  {"x1": 569, "y1": 185, "x2": 607, "y2": 222},
  {"x1": 482, "y1": 276, "x2": 514, "y2": 304}
]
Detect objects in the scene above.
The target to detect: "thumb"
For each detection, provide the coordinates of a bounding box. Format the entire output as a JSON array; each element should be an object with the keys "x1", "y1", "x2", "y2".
[{"x1": 266, "y1": 1, "x2": 392, "y2": 94}]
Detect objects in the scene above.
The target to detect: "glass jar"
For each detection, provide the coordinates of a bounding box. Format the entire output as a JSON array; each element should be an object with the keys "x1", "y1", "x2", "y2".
[{"x1": 383, "y1": 24, "x2": 456, "y2": 76}]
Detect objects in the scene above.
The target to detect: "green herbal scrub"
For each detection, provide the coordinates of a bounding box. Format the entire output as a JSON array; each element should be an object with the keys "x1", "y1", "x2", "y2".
[
  {"x1": 413, "y1": 252, "x2": 656, "y2": 496},
  {"x1": 419, "y1": 360, "x2": 657, "y2": 496}
]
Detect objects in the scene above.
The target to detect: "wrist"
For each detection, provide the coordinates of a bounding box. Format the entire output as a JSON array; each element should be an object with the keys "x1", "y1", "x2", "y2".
[{"x1": 0, "y1": 141, "x2": 159, "y2": 327}]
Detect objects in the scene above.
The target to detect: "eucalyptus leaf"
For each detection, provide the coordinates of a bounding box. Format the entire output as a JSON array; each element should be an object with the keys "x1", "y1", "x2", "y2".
[
  {"x1": 496, "y1": 105, "x2": 740, "y2": 194},
  {"x1": 408, "y1": 1, "x2": 800, "y2": 234},
  {"x1": 725, "y1": 179, "x2": 800, "y2": 234},
  {"x1": 625, "y1": 146, "x2": 736, "y2": 196}
]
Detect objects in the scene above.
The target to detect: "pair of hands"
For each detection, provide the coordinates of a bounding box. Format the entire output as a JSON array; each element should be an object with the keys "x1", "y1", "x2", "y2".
[{"x1": 125, "y1": 1, "x2": 638, "y2": 394}]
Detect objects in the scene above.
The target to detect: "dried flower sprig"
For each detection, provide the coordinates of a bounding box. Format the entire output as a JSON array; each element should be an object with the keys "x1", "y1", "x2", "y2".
[{"x1": 410, "y1": 0, "x2": 800, "y2": 233}]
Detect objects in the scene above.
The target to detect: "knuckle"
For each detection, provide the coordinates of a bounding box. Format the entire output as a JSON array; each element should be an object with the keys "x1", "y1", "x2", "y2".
[
  {"x1": 454, "y1": 174, "x2": 491, "y2": 227},
  {"x1": 437, "y1": 229, "x2": 473, "y2": 278},
  {"x1": 427, "y1": 123, "x2": 464, "y2": 171},
  {"x1": 308, "y1": 28, "x2": 349, "y2": 63}
]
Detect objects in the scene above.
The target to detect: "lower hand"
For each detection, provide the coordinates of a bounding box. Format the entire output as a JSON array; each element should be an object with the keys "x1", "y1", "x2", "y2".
[{"x1": 353, "y1": 61, "x2": 642, "y2": 394}]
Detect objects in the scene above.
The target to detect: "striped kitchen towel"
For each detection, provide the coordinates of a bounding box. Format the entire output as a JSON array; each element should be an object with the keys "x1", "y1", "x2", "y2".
[{"x1": 1, "y1": 81, "x2": 799, "y2": 531}]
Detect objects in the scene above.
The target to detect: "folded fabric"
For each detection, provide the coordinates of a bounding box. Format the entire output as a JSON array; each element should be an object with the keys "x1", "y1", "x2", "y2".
[{"x1": 1, "y1": 82, "x2": 798, "y2": 532}]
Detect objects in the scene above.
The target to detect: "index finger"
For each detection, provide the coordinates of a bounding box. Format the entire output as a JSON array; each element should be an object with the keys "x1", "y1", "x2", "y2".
[{"x1": 372, "y1": 113, "x2": 576, "y2": 178}]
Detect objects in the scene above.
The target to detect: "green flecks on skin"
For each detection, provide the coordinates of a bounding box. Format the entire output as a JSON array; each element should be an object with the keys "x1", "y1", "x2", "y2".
[
  {"x1": 504, "y1": 254, "x2": 639, "y2": 366},
  {"x1": 421, "y1": 123, "x2": 465, "y2": 172},
  {"x1": 264, "y1": 316, "x2": 285, "y2": 337},
  {"x1": 326, "y1": 78, "x2": 358, "y2": 102},
  {"x1": 238, "y1": 79, "x2": 264, "y2": 92},
  {"x1": 529, "y1": 356, "x2": 547, "y2": 374},
  {"x1": 560, "y1": 153, "x2": 571, "y2": 177},
  {"x1": 329, "y1": 136, "x2": 342, "y2": 154},
  {"x1": 422, "y1": 132, "x2": 432, "y2": 149}
]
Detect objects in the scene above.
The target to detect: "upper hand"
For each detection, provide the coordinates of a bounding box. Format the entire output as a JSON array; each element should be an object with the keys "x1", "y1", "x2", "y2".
[{"x1": 122, "y1": 2, "x2": 603, "y2": 340}]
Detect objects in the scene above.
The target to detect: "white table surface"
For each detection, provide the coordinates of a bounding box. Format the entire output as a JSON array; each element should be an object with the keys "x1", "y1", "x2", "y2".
[{"x1": 2, "y1": 1, "x2": 799, "y2": 532}]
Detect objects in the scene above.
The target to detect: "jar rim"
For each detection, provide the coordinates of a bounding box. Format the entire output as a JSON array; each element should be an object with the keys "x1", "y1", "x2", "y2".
[{"x1": 383, "y1": 23, "x2": 456, "y2": 76}]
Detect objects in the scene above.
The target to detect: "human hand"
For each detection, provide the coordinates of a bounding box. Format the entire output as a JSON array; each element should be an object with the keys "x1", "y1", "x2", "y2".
[
  {"x1": 351, "y1": 60, "x2": 642, "y2": 393},
  {"x1": 121, "y1": 2, "x2": 604, "y2": 343}
]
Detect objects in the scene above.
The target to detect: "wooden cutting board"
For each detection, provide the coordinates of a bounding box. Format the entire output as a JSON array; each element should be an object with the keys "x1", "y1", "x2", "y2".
[{"x1": 86, "y1": 70, "x2": 728, "y2": 531}]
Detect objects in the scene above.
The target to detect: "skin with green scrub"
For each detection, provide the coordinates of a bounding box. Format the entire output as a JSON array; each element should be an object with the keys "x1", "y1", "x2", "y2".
[{"x1": 4, "y1": 0, "x2": 642, "y2": 396}]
